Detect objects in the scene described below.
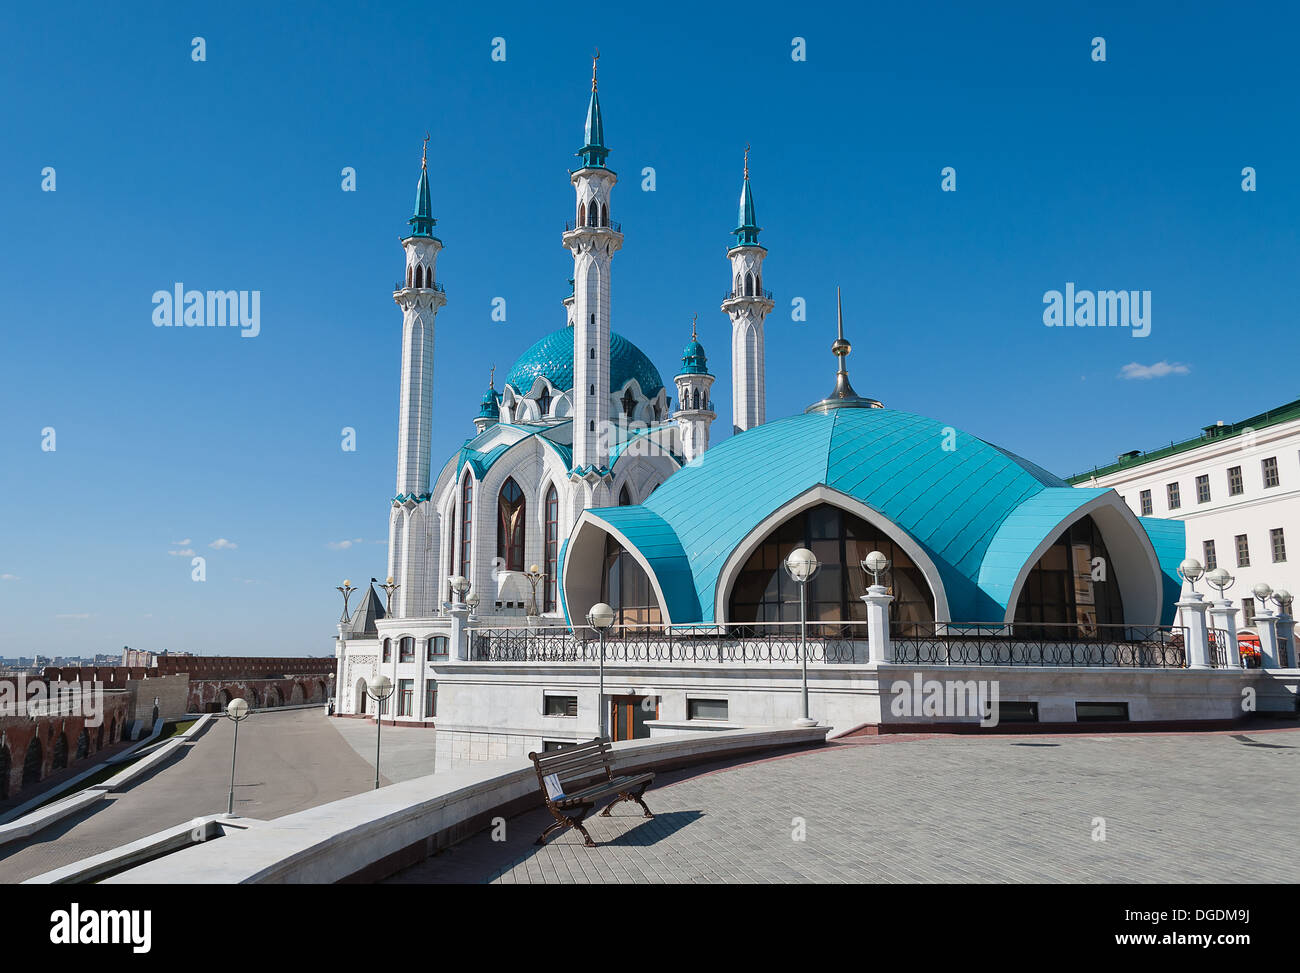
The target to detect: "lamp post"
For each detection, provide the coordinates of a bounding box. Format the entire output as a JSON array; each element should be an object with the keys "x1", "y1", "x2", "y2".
[
  {"x1": 587, "y1": 603, "x2": 615, "y2": 739},
  {"x1": 449, "y1": 575, "x2": 470, "y2": 606},
  {"x1": 466, "y1": 590, "x2": 480, "y2": 620},
  {"x1": 1270, "y1": 589, "x2": 1292, "y2": 667},
  {"x1": 374, "y1": 576, "x2": 400, "y2": 614},
  {"x1": 1178, "y1": 557, "x2": 1205, "y2": 593},
  {"x1": 524, "y1": 565, "x2": 544, "y2": 616},
  {"x1": 336, "y1": 579, "x2": 356, "y2": 623},
  {"x1": 366, "y1": 674, "x2": 395, "y2": 790},
  {"x1": 783, "y1": 548, "x2": 820, "y2": 726},
  {"x1": 224, "y1": 697, "x2": 251, "y2": 816}
]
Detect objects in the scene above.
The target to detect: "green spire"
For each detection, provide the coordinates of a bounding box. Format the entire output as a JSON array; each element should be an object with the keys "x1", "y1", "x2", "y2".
[
  {"x1": 732, "y1": 144, "x2": 761, "y2": 247},
  {"x1": 407, "y1": 133, "x2": 437, "y2": 238},
  {"x1": 577, "y1": 51, "x2": 610, "y2": 169}
]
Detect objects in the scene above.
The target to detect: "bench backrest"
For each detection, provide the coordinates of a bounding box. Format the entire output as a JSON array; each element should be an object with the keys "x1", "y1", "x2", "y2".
[{"x1": 528, "y1": 737, "x2": 614, "y2": 796}]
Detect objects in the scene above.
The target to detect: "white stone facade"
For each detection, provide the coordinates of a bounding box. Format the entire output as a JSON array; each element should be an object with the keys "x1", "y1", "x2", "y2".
[{"x1": 722, "y1": 244, "x2": 773, "y2": 435}]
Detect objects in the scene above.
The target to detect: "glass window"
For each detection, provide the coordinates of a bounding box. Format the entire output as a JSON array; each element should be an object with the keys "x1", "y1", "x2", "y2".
[
  {"x1": 1262, "y1": 456, "x2": 1280, "y2": 488},
  {"x1": 1166, "y1": 482, "x2": 1180, "y2": 510},
  {"x1": 1228, "y1": 466, "x2": 1244, "y2": 496},
  {"x1": 1235, "y1": 534, "x2": 1250, "y2": 568},
  {"x1": 1243, "y1": 597, "x2": 1256, "y2": 626},
  {"x1": 726, "y1": 503, "x2": 935, "y2": 634},
  {"x1": 543, "y1": 486, "x2": 559, "y2": 612},
  {"x1": 688, "y1": 698, "x2": 729, "y2": 721},
  {"x1": 397, "y1": 679, "x2": 413, "y2": 717},
  {"x1": 399, "y1": 636, "x2": 415, "y2": 663},
  {"x1": 459, "y1": 476, "x2": 473, "y2": 590},
  {"x1": 537, "y1": 388, "x2": 552, "y2": 418},
  {"x1": 618, "y1": 484, "x2": 632, "y2": 506},
  {"x1": 497, "y1": 478, "x2": 526, "y2": 572},
  {"x1": 1196, "y1": 474, "x2": 1211, "y2": 504},
  {"x1": 426, "y1": 636, "x2": 448, "y2": 661},
  {"x1": 1139, "y1": 490, "x2": 1152, "y2": 516},
  {"x1": 601, "y1": 535, "x2": 663, "y2": 628},
  {"x1": 544, "y1": 695, "x2": 578, "y2": 717},
  {"x1": 1203, "y1": 539, "x2": 1217, "y2": 571},
  {"x1": 382, "y1": 638, "x2": 391, "y2": 663},
  {"x1": 1271, "y1": 528, "x2": 1287, "y2": 563},
  {"x1": 424, "y1": 679, "x2": 437, "y2": 718},
  {"x1": 1013, "y1": 515, "x2": 1126, "y2": 639}
]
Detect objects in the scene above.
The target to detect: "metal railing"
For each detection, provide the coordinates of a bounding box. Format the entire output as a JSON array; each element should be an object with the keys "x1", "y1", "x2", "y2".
[
  {"x1": 563, "y1": 219, "x2": 622, "y2": 233},
  {"x1": 723, "y1": 287, "x2": 774, "y2": 302},
  {"x1": 890, "y1": 622, "x2": 1192, "y2": 668},
  {"x1": 394, "y1": 280, "x2": 446, "y2": 293},
  {"x1": 467, "y1": 620, "x2": 1220, "y2": 669}
]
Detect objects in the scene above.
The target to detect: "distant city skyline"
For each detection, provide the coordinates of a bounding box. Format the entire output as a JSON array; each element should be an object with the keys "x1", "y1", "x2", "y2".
[{"x1": 3, "y1": 2, "x2": 1296, "y2": 654}]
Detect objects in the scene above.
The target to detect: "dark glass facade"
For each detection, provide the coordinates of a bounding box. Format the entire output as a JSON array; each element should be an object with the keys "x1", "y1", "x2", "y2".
[
  {"x1": 600, "y1": 535, "x2": 662, "y2": 627},
  {"x1": 1012, "y1": 515, "x2": 1125, "y2": 636}
]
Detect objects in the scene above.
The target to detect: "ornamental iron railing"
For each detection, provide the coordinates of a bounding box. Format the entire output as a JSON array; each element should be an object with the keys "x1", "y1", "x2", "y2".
[
  {"x1": 467, "y1": 620, "x2": 1216, "y2": 669},
  {"x1": 723, "y1": 287, "x2": 775, "y2": 302},
  {"x1": 563, "y1": 219, "x2": 622, "y2": 233}
]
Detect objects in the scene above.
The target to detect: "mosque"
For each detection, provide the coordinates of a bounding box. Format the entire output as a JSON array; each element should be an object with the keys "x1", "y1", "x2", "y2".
[{"x1": 333, "y1": 61, "x2": 1293, "y2": 759}]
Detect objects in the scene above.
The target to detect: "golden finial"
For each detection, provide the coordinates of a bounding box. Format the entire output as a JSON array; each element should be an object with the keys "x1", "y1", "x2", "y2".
[
  {"x1": 421, "y1": 131, "x2": 429, "y2": 170},
  {"x1": 489, "y1": 364, "x2": 495, "y2": 387},
  {"x1": 592, "y1": 48, "x2": 600, "y2": 91},
  {"x1": 691, "y1": 313, "x2": 698, "y2": 340},
  {"x1": 833, "y1": 286, "x2": 851, "y2": 368},
  {"x1": 744, "y1": 143, "x2": 751, "y2": 180}
]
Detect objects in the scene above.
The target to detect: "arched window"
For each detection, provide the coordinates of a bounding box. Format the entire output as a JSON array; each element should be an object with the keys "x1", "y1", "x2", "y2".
[
  {"x1": 544, "y1": 485, "x2": 559, "y2": 612},
  {"x1": 589, "y1": 345, "x2": 595, "y2": 356},
  {"x1": 406, "y1": 266, "x2": 413, "y2": 287},
  {"x1": 52, "y1": 733, "x2": 68, "y2": 771},
  {"x1": 622, "y1": 388, "x2": 636, "y2": 418},
  {"x1": 756, "y1": 274, "x2": 762, "y2": 293},
  {"x1": 745, "y1": 272, "x2": 755, "y2": 296},
  {"x1": 601, "y1": 202, "x2": 609, "y2": 226},
  {"x1": 728, "y1": 503, "x2": 935, "y2": 632},
  {"x1": 0, "y1": 744, "x2": 9, "y2": 800},
  {"x1": 427, "y1": 636, "x2": 449, "y2": 660},
  {"x1": 497, "y1": 478, "x2": 526, "y2": 571},
  {"x1": 399, "y1": 636, "x2": 415, "y2": 663},
  {"x1": 692, "y1": 388, "x2": 700, "y2": 410},
  {"x1": 734, "y1": 273, "x2": 742, "y2": 296},
  {"x1": 618, "y1": 484, "x2": 632, "y2": 506},
  {"x1": 578, "y1": 202, "x2": 586, "y2": 226},
  {"x1": 459, "y1": 476, "x2": 473, "y2": 584},
  {"x1": 415, "y1": 265, "x2": 423, "y2": 288},
  {"x1": 1013, "y1": 514, "x2": 1125, "y2": 638},
  {"x1": 537, "y1": 388, "x2": 552, "y2": 417},
  {"x1": 22, "y1": 738, "x2": 42, "y2": 787},
  {"x1": 587, "y1": 201, "x2": 598, "y2": 226},
  {"x1": 601, "y1": 535, "x2": 662, "y2": 628},
  {"x1": 382, "y1": 638, "x2": 392, "y2": 663}
]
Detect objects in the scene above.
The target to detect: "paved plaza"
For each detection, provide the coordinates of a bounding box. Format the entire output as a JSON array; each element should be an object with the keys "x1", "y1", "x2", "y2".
[{"x1": 389, "y1": 727, "x2": 1300, "y2": 884}]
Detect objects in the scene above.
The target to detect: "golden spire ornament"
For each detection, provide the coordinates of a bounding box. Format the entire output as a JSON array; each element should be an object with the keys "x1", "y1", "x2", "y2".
[
  {"x1": 592, "y1": 48, "x2": 600, "y2": 91},
  {"x1": 421, "y1": 131, "x2": 429, "y2": 170},
  {"x1": 744, "y1": 143, "x2": 751, "y2": 180}
]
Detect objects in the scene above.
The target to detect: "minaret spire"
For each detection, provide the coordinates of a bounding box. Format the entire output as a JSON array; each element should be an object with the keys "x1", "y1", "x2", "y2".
[
  {"x1": 805, "y1": 288, "x2": 883, "y2": 413},
  {"x1": 673, "y1": 315, "x2": 716, "y2": 463},
  {"x1": 409, "y1": 133, "x2": 437, "y2": 239},
  {"x1": 578, "y1": 49, "x2": 609, "y2": 169},
  {"x1": 722, "y1": 144, "x2": 773, "y2": 434}
]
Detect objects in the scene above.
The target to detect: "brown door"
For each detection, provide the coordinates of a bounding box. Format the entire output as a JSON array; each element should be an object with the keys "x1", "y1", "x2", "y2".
[{"x1": 610, "y1": 695, "x2": 658, "y2": 741}]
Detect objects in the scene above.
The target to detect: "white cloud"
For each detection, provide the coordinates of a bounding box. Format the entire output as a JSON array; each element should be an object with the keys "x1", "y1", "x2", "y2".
[
  {"x1": 0, "y1": 573, "x2": 18, "y2": 581},
  {"x1": 209, "y1": 538, "x2": 238, "y2": 550},
  {"x1": 172, "y1": 538, "x2": 192, "y2": 546},
  {"x1": 56, "y1": 612, "x2": 91, "y2": 620},
  {"x1": 168, "y1": 548, "x2": 195, "y2": 557},
  {"x1": 327, "y1": 538, "x2": 365, "y2": 550},
  {"x1": 1119, "y1": 360, "x2": 1191, "y2": 380}
]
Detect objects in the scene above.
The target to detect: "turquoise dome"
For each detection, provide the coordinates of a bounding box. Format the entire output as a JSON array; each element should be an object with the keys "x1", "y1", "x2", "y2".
[
  {"x1": 679, "y1": 336, "x2": 709, "y2": 375},
  {"x1": 503, "y1": 327, "x2": 664, "y2": 398},
  {"x1": 478, "y1": 385, "x2": 499, "y2": 418},
  {"x1": 574, "y1": 406, "x2": 1185, "y2": 625}
]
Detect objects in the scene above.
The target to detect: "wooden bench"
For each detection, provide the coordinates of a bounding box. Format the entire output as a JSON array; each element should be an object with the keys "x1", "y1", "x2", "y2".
[{"x1": 527, "y1": 737, "x2": 655, "y2": 847}]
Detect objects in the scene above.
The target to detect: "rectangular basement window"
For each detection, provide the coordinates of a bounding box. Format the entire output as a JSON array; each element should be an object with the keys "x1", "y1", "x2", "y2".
[
  {"x1": 687, "y1": 698, "x2": 729, "y2": 721},
  {"x1": 996, "y1": 701, "x2": 1039, "y2": 723},
  {"x1": 543, "y1": 694, "x2": 578, "y2": 718},
  {"x1": 542, "y1": 740, "x2": 574, "y2": 752},
  {"x1": 1075, "y1": 701, "x2": 1130, "y2": 722}
]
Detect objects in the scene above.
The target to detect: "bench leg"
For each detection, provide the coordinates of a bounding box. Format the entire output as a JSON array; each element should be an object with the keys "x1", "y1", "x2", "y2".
[
  {"x1": 537, "y1": 804, "x2": 597, "y2": 848},
  {"x1": 600, "y1": 784, "x2": 654, "y2": 820}
]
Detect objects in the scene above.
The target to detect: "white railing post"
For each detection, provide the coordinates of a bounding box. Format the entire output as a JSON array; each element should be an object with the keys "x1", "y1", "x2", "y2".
[
  {"x1": 861, "y1": 586, "x2": 894, "y2": 664},
  {"x1": 449, "y1": 604, "x2": 471, "y2": 661},
  {"x1": 1207, "y1": 599, "x2": 1241, "y2": 668},
  {"x1": 1276, "y1": 610, "x2": 1295, "y2": 668},
  {"x1": 1177, "y1": 594, "x2": 1212, "y2": 669},
  {"x1": 1255, "y1": 611, "x2": 1281, "y2": 669}
]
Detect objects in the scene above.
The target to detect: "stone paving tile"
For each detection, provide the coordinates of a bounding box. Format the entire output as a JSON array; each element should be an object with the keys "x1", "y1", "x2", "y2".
[{"x1": 386, "y1": 729, "x2": 1300, "y2": 884}]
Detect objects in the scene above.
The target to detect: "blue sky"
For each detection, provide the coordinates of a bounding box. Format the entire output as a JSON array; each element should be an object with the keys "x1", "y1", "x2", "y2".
[{"x1": 1, "y1": 1, "x2": 1295, "y2": 657}]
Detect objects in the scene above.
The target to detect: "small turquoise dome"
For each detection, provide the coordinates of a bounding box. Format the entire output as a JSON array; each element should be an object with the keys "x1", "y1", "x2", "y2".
[
  {"x1": 679, "y1": 336, "x2": 709, "y2": 375},
  {"x1": 503, "y1": 327, "x2": 664, "y2": 398},
  {"x1": 478, "y1": 385, "x2": 499, "y2": 418}
]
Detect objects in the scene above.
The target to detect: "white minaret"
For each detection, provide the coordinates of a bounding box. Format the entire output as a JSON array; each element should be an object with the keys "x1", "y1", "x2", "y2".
[
  {"x1": 721, "y1": 146, "x2": 774, "y2": 436},
  {"x1": 673, "y1": 316, "x2": 716, "y2": 463},
  {"x1": 564, "y1": 53, "x2": 622, "y2": 480},
  {"x1": 388, "y1": 137, "x2": 446, "y2": 618}
]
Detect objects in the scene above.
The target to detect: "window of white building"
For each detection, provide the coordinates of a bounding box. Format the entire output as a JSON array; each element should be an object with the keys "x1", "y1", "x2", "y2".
[
  {"x1": 1228, "y1": 466, "x2": 1244, "y2": 496},
  {"x1": 1271, "y1": 528, "x2": 1287, "y2": 563},
  {"x1": 1203, "y1": 539, "x2": 1217, "y2": 570},
  {"x1": 1139, "y1": 490, "x2": 1152, "y2": 516},
  {"x1": 1262, "y1": 456, "x2": 1280, "y2": 488},
  {"x1": 1236, "y1": 534, "x2": 1250, "y2": 568},
  {"x1": 1166, "y1": 482, "x2": 1180, "y2": 510},
  {"x1": 1196, "y1": 474, "x2": 1211, "y2": 503}
]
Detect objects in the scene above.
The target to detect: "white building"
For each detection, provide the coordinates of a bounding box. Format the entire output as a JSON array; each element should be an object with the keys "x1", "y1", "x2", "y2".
[{"x1": 1068, "y1": 398, "x2": 1299, "y2": 652}]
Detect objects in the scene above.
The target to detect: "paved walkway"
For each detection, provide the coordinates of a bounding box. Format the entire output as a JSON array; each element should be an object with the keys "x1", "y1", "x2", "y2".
[
  {"x1": 0, "y1": 709, "x2": 379, "y2": 883},
  {"x1": 328, "y1": 717, "x2": 439, "y2": 782},
  {"x1": 388, "y1": 728, "x2": 1300, "y2": 884}
]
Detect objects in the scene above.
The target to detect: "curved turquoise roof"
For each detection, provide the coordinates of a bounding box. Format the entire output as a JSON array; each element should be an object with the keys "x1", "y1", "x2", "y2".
[
  {"x1": 577, "y1": 407, "x2": 1173, "y2": 624},
  {"x1": 503, "y1": 327, "x2": 664, "y2": 398},
  {"x1": 679, "y1": 336, "x2": 709, "y2": 375}
]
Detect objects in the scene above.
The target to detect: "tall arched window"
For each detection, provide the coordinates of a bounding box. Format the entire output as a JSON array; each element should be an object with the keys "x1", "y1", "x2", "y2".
[
  {"x1": 618, "y1": 484, "x2": 632, "y2": 506},
  {"x1": 728, "y1": 503, "x2": 935, "y2": 631},
  {"x1": 497, "y1": 478, "x2": 526, "y2": 571},
  {"x1": 601, "y1": 535, "x2": 662, "y2": 628},
  {"x1": 587, "y1": 201, "x2": 598, "y2": 226},
  {"x1": 544, "y1": 485, "x2": 559, "y2": 612},
  {"x1": 537, "y1": 388, "x2": 552, "y2": 418},
  {"x1": 621, "y1": 388, "x2": 636, "y2": 418},
  {"x1": 578, "y1": 202, "x2": 586, "y2": 226},
  {"x1": 745, "y1": 272, "x2": 755, "y2": 296},
  {"x1": 406, "y1": 266, "x2": 413, "y2": 287},
  {"x1": 1013, "y1": 514, "x2": 1125, "y2": 638},
  {"x1": 415, "y1": 265, "x2": 423, "y2": 288},
  {"x1": 601, "y1": 202, "x2": 609, "y2": 226},
  {"x1": 734, "y1": 273, "x2": 741, "y2": 296},
  {"x1": 382, "y1": 638, "x2": 392, "y2": 663},
  {"x1": 459, "y1": 475, "x2": 474, "y2": 584},
  {"x1": 692, "y1": 388, "x2": 700, "y2": 410}
]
